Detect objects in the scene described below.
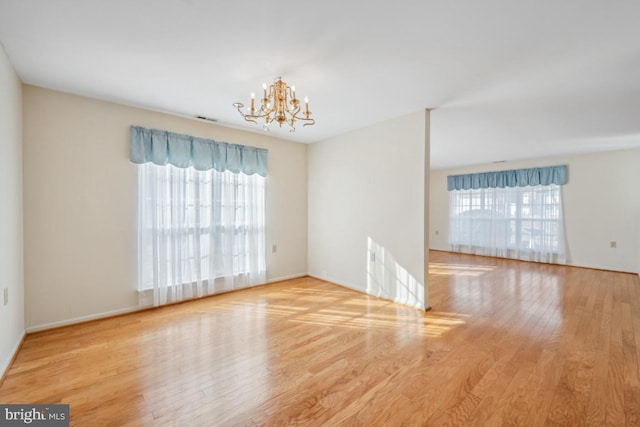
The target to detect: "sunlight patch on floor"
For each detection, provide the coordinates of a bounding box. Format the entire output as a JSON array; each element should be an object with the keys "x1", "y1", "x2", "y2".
[{"x1": 429, "y1": 262, "x2": 497, "y2": 277}]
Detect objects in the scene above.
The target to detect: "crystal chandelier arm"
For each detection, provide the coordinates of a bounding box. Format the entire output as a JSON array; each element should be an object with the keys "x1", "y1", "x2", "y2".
[
  {"x1": 284, "y1": 102, "x2": 300, "y2": 116},
  {"x1": 283, "y1": 98, "x2": 313, "y2": 128},
  {"x1": 233, "y1": 101, "x2": 269, "y2": 124}
]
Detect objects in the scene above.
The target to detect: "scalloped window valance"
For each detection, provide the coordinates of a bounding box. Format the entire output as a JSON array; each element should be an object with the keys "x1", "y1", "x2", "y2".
[
  {"x1": 129, "y1": 125, "x2": 268, "y2": 177},
  {"x1": 447, "y1": 165, "x2": 567, "y2": 191}
]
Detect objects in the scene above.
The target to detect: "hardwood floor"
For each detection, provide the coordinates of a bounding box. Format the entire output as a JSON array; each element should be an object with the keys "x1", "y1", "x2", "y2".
[{"x1": 2, "y1": 251, "x2": 639, "y2": 426}]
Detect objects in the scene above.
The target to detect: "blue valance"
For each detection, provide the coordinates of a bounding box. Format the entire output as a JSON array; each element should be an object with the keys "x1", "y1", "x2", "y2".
[
  {"x1": 129, "y1": 125, "x2": 268, "y2": 177},
  {"x1": 447, "y1": 165, "x2": 567, "y2": 191}
]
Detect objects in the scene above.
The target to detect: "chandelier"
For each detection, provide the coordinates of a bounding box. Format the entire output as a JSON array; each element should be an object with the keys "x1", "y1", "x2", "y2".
[{"x1": 233, "y1": 77, "x2": 315, "y2": 132}]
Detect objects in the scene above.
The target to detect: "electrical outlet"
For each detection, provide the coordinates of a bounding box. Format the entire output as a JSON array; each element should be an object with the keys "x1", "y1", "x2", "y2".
[
  {"x1": 610, "y1": 241, "x2": 617, "y2": 248},
  {"x1": 435, "y1": 230, "x2": 440, "y2": 236},
  {"x1": 370, "y1": 252, "x2": 376, "y2": 262},
  {"x1": 3, "y1": 288, "x2": 8, "y2": 306},
  {"x1": 272, "y1": 244, "x2": 277, "y2": 253}
]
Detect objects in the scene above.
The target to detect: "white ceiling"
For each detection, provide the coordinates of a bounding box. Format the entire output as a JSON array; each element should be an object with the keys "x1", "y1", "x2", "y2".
[{"x1": 1, "y1": 0, "x2": 639, "y2": 169}]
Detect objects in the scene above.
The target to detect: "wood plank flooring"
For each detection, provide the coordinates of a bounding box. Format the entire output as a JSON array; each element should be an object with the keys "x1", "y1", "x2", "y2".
[{"x1": 1, "y1": 251, "x2": 639, "y2": 426}]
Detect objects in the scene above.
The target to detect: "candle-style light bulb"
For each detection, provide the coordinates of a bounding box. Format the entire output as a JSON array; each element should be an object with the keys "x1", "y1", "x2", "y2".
[
  {"x1": 304, "y1": 97, "x2": 309, "y2": 115},
  {"x1": 292, "y1": 86, "x2": 296, "y2": 98},
  {"x1": 262, "y1": 83, "x2": 267, "y2": 99}
]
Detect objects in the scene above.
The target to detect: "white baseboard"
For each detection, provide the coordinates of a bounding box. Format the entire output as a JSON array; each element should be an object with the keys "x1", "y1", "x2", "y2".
[
  {"x1": 25, "y1": 274, "x2": 310, "y2": 333},
  {"x1": 308, "y1": 273, "x2": 426, "y2": 310},
  {"x1": 26, "y1": 273, "x2": 308, "y2": 333},
  {"x1": 265, "y1": 272, "x2": 308, "y2": 284},
  {"x1": 308, "y1": 272, "x2": 364, "y2": 294},
  {"x1": 1, "y1": 330, "x2": 25, "y2": 381},
  {"x1": 26, "y1": 306, "x2": 139, "y2": 333}
]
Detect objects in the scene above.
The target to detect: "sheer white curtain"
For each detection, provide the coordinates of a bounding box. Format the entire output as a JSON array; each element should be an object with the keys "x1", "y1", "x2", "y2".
[
  {"x1": 449, "y1": 184, "x2": 566, "y2": 264},
  {"x1": 138, "y1": 163, "x2": 266, "y2": 307}
]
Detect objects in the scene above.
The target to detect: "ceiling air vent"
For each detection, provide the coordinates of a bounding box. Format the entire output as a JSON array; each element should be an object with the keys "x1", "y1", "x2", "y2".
[{"x1": 195, "y1": 115, "x2": 218, "y2": 123}]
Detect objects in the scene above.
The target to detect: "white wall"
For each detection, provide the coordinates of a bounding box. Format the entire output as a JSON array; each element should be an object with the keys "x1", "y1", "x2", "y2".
[
  {"x1": 0, "y1": 45, "x2": 24, "y2": 376},
  {"x1": 430, "y1": 148, "x2": 640, "y2": 273},
  {"x1": 308, "y1": 111, "x2": 430, "y2": 309},
  {"x1": 23, "y1": 86, "x2": 308, "y2": 330}
]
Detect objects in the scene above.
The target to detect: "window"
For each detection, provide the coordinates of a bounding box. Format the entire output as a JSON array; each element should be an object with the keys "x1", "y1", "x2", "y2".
[
  {"x1": 449, "y1": 184, "x2": 565, "y2": 263},
  {"x1": 138, "y1": 163, "x2": 266, "y2": 305}
]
